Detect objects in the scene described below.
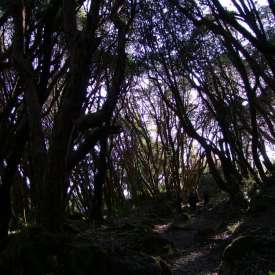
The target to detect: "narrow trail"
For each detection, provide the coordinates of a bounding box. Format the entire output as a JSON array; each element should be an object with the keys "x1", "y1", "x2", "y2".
[{"x1": 153, "y1": 204, "x2": 241, "y2": 275}]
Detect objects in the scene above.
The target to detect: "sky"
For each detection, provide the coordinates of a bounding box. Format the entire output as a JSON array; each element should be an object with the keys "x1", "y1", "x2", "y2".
[{"x1": 219, "y1": 0, "x2": 268, "y2": 8}]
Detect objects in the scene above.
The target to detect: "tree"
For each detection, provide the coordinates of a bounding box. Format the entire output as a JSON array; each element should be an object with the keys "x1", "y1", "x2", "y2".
[
  {"x1": 0, "y1": 0, "x2": 136, "y2": 234},
  {"x1": 0, "y1": 0, "x2": 274, "y2": 237}
]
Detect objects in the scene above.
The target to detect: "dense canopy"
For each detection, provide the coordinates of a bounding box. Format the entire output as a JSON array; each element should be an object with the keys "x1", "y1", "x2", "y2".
[{"x1": 0, "y1": 0, "x2": 274, "y2": 237}]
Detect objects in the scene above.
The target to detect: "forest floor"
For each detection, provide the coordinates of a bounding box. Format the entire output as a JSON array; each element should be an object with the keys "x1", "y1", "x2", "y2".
[
  {"x1": 115, "y1": 198, "x2": 242, "y2": 275},
  {"x1": 1, "y1": 184, "x2": 275, "y2": 275},
  {"x1": 102, "y1": 182, "x2": 275, "y2": 275},
  {"x1": 158, "y1": 202, "x2": 242, "y2": 275}
]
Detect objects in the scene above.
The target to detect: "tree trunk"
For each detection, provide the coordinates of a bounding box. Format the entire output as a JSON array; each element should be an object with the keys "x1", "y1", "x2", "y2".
[
  {"x1": 90, "y1": 137, "x2": 108, "y2": 223},
  {"x1": 0, "y1": 184, "x2": 11, "y2": 240},
  {"x1": 0, "y1": 119, "x2": 27, "y2": 240}
]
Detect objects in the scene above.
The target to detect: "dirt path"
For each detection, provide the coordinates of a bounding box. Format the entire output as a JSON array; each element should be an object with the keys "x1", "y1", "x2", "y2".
[
  {"x1": 153, "y1": 204, "x2": 241, "y2": 275},
  {"x1": 171, "y1": 244, "x2": 219, "y2": 275},
  {"x1": 165, "y1": 232, "x2": 227, "y2": 275}
]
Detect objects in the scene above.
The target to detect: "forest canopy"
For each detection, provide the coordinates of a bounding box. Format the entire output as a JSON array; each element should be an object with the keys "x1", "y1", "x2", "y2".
[{"x1": 0, "y1": 0, "x2": 274, "y2": 237}]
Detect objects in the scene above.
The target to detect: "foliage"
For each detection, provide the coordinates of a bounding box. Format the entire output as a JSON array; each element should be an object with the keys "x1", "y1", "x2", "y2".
[{"x1": 0, "y1": 0, "x2": 274, "y2": 237}]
